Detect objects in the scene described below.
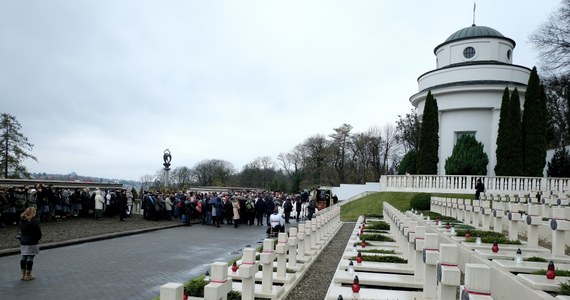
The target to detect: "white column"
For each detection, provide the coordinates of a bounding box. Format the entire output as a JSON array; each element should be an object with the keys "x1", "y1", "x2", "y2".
[
  {"x1": 260, "y1": 239, "x2": 276, "y2": 293},
  {"x1": 204, "y1": 262, "x2": 232, "y2": 300},
  {"x1": 288, "y1": 227, "x2": 299, "y2": 270},
  {"x1": 238, "y1": 248, "x2": 258, "y2": 300},
  {"x1": 275, "y1": 233, "x2": 288, "y2": 280},
  {"x1": 460, "y1": 264, "x2": 493, "y2": 299},
  {"x1": 160, "y1": 283, "x2": 184, "y2": 300},
  {"x1": 414, "y1": 226, "x2": 426, "y2": 280},
  {"x1": 437, "y1": 244, "x2": 460, "y2": 300},
  {"x1": 423, "y1": 233, "x2": 439, "y2": 299}
]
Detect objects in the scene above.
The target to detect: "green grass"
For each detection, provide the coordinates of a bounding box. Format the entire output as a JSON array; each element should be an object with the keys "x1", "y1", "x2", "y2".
[
  {"x1": 351, "y1": 255, "x2": 407, "y2": 263},
  {"x1": 360, "y1": 233, "x2": 395, "y2": 242},
  {"x1": 340, "y1": 192, "x2": 472, "y2": 222},
  {"x1": 560, "y1": 281, "x2": 570, "y2": 295},
  {"x1": 533, "y1": 269, "x2": 570, "y2": 277},
  {"x1": 366, "y1": 221, "x2": 390, "y2": 230},
  {"x1": 360, "y1": 249, "x2": 396, "y2": 254},
  {"x1": 526, "y1": 256, "x2": 548, "y2": 262}
]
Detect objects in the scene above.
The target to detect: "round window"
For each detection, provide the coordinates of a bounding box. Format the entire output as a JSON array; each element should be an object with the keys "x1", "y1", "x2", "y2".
[
  {"x1": 463, "y1": 47, "x2": 476, "y2": 59},
  {"x1": 507, "y1": 49, "x2": 512, "y2": 61}
]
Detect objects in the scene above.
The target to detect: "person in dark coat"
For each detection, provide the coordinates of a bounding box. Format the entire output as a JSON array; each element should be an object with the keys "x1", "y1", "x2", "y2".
[
  {"x1": 283, "y1": 197, "x2": 293, "y2": 224},
  {"x1": 475, "y1": 178, "x2": 485, "y2": 200},
  {"x1": 19, "y1": 207, "x2": 42, "y2": 281},
  {"x1": 254, "y1": 196, "x2": 265, "y2": 226},
  {"x1": 264, "y1": 196, "x2": 275, "y2": 226},
  {"x1": 295, "y1": 196, "x2": 302, "y2": 222}
]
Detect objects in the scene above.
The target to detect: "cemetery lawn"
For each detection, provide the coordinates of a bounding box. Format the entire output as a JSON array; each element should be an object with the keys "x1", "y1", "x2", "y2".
[{"x1": 340, "y1": 192, "x2": 472, "y2": 222}]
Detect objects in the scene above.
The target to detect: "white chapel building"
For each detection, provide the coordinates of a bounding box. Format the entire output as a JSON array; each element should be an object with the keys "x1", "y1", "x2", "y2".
[{"x1": 410, "y1": 24, "x2": 531, "y2": 176}]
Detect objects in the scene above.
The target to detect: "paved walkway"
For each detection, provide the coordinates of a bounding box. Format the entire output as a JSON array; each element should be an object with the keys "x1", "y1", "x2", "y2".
[{"x1": 0, "y1": 223, "x2": 269, "y2": 300}]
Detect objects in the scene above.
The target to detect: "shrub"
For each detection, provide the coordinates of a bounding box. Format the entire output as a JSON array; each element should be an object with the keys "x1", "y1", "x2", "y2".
[
  {"x1": 421, "y1": 211, "x2": 458, "y2": 222},
  {"x1": 410, "y1": 193, "x2": 431, "y2": 211},
  {"x1": 444, "y1": 134, "x2": 489, "y2": 175},
  {"x1": 184, "y1": 275, "x2": 208, "y2": 297},
  {"x1": 526, "y1": 256, "x2": 548, "y2": 262},
  {"x1": 533, "y1": 269, "x2": 570, "y2": 277},
  {"x1": 351, "y1": 255, "x2": 407, "y2": 263},
  {"x1": 366, "y1": 221, "x2": 390, "y2": 230},
  {"x1": 360, "y1": 233, "x2": 395, "y2": 242},
  {"x1": 560, "y1": 280, "x2": 570, "y2": 295},
  {"x1": 360, "y1": 249, "x2": 396, "y2": 254}
]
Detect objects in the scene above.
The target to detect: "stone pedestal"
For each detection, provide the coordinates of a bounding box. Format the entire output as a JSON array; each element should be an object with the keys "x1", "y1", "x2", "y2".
[
  {"x1": 287, "y1": 228, "x2": 300, "y2": 271},
  {"x1": 493, "y1": 202, "x2": 505, "y2": 234},
  {"x1": 407, "y1": 220, "x2": 417, "y2": 267},
  {"x1": 437, "y1": 244, "x2": 460, "y2": 300},
  {"x1": 275, "y1": 233, "x2": 289, "y2": 280},
  {"x1": 238, "y1": 248, "x2": 258, "y2": 300},
  {"x1": 423, "y1": 233, "x2": 439, "y2": 299},
  {"x1": 160, "y1": 283, "x2": 184, "y2": 300},
  {"x1": 481, "y1": 200, "x2": 492, "y2": 230},
  {"x1": 460, "y1": 264, "x2": 493, "y2": 299},
  {"x1": 507, "y1": 210, "x2": 521, "y2": 241},
  {"x1": 551, "y1": 207, "x2": 570, "y2": 257},
  {"x1": 526, "y1": 205, "x2": 542, "y2": 248},
  {"x1": 204, "y1": 262, "x2": 232, "y2": 300},
  {"x1": 260, "y1": 239, "x2": 276, "y2": 294},
  {"x1": 414, "y1": 226, "x2": 426, "y2": 280},
  {"x1": 297, "y1": 224, "x2": 307, "y2": 262}
]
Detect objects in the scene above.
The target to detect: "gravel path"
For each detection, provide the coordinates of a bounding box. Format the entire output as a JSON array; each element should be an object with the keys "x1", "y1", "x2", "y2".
[{"x1": 285, "y1": 222, "x2": 353, "y2": 300}]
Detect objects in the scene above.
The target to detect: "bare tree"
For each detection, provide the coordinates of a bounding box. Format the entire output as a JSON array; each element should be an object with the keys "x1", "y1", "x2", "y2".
[
  {"x1": 140, "y1": 174, "x2": 154, "y2": 191},
  {"x1": 529, "y1": 0, "x2": 570, "y2": 75},
  {"x1": 191, "y1": 159, "x2": 235, "y2": 186},
  {"x1": 366, "y1": 126, "x2": 383, "y2": 180},
  {"x1": 380, "y1": 123, "x2": 402, "y2": 175},
  {"x1": 170, "y1": 166, "x2": 193, "y2": 189}
]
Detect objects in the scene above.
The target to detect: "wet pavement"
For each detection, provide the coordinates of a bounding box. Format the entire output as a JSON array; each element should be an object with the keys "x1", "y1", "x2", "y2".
[{"x1": 0, "y1": 223, "x2": 268, "y2": 300}]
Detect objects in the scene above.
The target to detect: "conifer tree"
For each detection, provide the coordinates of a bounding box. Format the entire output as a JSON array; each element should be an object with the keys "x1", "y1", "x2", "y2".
[
  {"x1": 495, "y1": 87, "x2": 511, "y2": 175},
  {"x1": 0, "y1": 113, "x2": 37, "y2": 178},
  {"x1": 444, "y1": 134, "x2": 489, "y2": 175},
  {"x1": 547, "y1": 146, "x2": 570, "y2": 177},
  {"x1": 506, "y1": 88, "x2": 523, "y2": 175},
  {"x1": 522, "y1": 67, "x2": 547, "y2": 177},
  {"x1": 417, "y1": 91, "x2": 439, "y2": 174}
]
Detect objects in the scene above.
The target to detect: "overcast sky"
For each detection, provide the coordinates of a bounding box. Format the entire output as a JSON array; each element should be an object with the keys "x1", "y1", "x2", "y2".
[{"x1": 0, "y1": 0, "x2": 561, "y2": 181}]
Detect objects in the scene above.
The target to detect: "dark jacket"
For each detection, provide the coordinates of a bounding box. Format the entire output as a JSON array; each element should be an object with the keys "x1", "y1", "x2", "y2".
[{"x1": 19, "y1": 218, "x2": 42, "y2": 245}]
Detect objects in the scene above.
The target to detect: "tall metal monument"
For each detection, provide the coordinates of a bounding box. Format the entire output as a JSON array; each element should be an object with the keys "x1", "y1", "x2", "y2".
[{"x1": 163, "y1": 149, "x2": 172, "y2": 189}]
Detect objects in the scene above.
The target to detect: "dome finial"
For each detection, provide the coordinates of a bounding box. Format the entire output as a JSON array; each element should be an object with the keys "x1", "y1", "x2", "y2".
[{"x1": 472, "y1": 1, "x2": 477, "y2": 26}]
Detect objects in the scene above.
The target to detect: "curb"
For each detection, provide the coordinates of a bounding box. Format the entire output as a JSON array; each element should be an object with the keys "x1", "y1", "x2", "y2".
[{"x1": 0, "y1": 222, "x2": 193, "y2": 257}]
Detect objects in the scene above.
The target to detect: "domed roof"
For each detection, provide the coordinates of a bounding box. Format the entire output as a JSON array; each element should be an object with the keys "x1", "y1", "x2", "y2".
[
  {"x1": 434, "y1": 24, "x2": 515, "y2": 53},
  {"x1": 445, "y1": 25, "x2": 504, "y2": 42}
]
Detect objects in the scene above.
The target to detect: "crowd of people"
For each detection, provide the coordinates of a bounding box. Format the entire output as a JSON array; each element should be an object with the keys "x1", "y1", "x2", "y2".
[
  {"x1": 0, "y1": 185, "x2": 327, "y2": 236},
  {"x1": 141, "y1": 190, "x2": 320, "y2": 234},
  {"x1": 0, "y1": 184, "x2": 135, "y2": 227}
]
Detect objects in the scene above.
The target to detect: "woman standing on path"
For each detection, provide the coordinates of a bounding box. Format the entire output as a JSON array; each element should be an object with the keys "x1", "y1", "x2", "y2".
[
  {"x1": 19, "y1": 207, "x2": 42, "y2": 281},
  {"x1": 232, "y1": 197, "x2": 240, "y2": 228}
]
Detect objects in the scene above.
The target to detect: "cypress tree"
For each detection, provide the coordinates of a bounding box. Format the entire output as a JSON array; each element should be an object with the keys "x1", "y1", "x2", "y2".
[
  {"x1": 495, "y1": 87, "x2": 511, "y2": 175},
  {"x1": 547, "y1": 147, "x2": 570, "y2": 177},
  {"x1": 506, "y1": 88, "x2": 523, "y2": 175},
  {"x1": 522, "y1": 67, "x2": 547, "y2": 177},
  {"x1": 444, "y1": 134, "x2": 489, "y2": 175},
  {"x1": 417, "y1": 91, "x2": 439, "y2": 174}
]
